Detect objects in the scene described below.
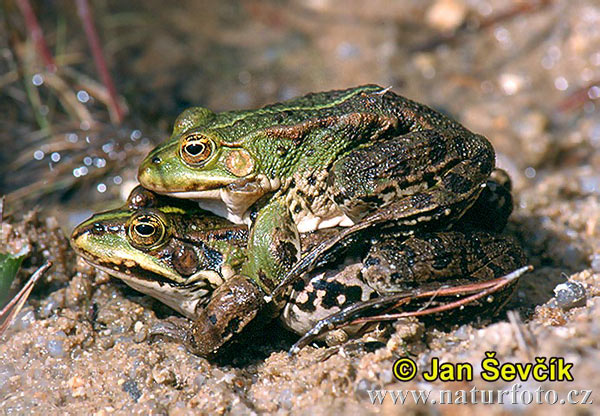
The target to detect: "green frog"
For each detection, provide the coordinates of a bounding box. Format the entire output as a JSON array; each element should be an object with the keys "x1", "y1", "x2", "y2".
[
  {"x1": 71, "y1": 186, "x2": 527, "y2": 356},
  {"x1": 137, "y1": 85, "x2": 497, "y2": 302}
]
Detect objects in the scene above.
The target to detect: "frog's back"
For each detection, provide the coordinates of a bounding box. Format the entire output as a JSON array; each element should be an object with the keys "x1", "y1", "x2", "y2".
[{"x1": 203, "y1": 85, "x2": 470, "y2": 147}]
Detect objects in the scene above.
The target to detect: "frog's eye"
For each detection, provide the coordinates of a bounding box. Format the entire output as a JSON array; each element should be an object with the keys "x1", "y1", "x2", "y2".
[
  {"x1": 180, "y1": 133, "x2": 214, "y2": 166},
  {"x1": 128, "y1": 212, "x2": 168, "y2": 249}
]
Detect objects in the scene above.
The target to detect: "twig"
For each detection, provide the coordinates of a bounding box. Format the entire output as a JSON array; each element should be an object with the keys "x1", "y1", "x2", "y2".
[
  {"x1": 0, "y1": 261, "x2": 52, "y2": 335},
  {"x1": 76, "y1": 0, "x2": 125, "y2": 124},
  {"x1": 15, "y1": 0, "x2": 57, "y2": 72},
  {"x1": 556, "y1": 80, "x2": 600, "y2": 113}
]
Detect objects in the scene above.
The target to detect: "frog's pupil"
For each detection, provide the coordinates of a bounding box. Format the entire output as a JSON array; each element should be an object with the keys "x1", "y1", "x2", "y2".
[
  {"x1": 135, "y1": 223, "x2": 155, "y2": 236},
  {"x1": 186, "y1": 143, "x2": 205, "y2": 156}
]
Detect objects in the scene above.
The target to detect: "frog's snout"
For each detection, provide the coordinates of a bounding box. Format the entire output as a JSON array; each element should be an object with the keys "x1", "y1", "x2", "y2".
[
  {"x1": 137, "y1": 159, "x2": 162, "y2": 190},
  {"x1": 70, "y1": 222, "x2": 95, "y2": 256}
]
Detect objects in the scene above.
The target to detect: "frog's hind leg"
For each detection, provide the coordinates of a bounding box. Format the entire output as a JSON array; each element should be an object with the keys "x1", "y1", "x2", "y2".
[
  {"x1": 362, "y1": 231, "x2": 527, "y2": 294},
  {"x1": 458, "y1": 168, "x2": 513, "y2": 232},
  {"x1": 328, "y1": 128, "x2": 495, "y2": 228},
  {"x1": 288, "y1": 230, "x2": 529, "y2": 354},
  {"x1": 290, "y1": 264, "x2": 532, "y2": 355}
]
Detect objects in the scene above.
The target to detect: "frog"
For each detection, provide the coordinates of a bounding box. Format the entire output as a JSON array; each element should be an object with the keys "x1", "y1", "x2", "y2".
[
  {"x1": 71, "y1": 186, "x2": 528, "y2": 357},
  {"x1": 137, "y1": 85, "x2": 497, "y2": 307}
]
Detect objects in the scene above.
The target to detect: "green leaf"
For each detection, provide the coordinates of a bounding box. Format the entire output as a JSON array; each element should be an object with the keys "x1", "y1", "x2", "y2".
[{"x1": 0, "y1": 249, "x2": 29, "y2": 306}]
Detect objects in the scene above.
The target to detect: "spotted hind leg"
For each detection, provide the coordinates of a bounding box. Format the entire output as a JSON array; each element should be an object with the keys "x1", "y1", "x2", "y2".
[{"x1": 289, "y1": 231, "x2": 529, "y2": 354}]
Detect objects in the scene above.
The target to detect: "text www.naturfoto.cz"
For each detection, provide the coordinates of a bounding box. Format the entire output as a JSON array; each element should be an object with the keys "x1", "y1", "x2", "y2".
[{"x1": 367, "y1": 383, "x2": 593, "y2": 406}]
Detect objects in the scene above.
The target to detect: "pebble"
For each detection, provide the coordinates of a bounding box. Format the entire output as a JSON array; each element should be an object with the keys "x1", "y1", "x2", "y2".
[
  {"x1": 47, "y1": 339, "x2": 65, "y2": 358},
  {"x1": 554, "y1": 281, "x2": 587, "y2": 309}
]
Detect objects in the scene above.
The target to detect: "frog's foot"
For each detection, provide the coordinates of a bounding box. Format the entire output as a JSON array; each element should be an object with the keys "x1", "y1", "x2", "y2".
[
  {"x1": 458, "y1": 169, "x2": 513, "y2": 232},
  {"x1": 288, "y1": 265, "x2": 532, "y2": 355},
  {"x1": 190, "y1": 276, "x2": 267, "y2": 357},
  {"x1": 150, "y1": 318, "x2": 195, "y2": 349}
]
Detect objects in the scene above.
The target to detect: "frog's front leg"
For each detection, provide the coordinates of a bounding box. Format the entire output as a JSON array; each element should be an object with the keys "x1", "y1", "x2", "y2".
[
  {"x1": 240, "y1": 196, "x2": 302, "y2": 294},
  {"x1": 152, "y1": 197, "x2": 300, "y2": 356}
]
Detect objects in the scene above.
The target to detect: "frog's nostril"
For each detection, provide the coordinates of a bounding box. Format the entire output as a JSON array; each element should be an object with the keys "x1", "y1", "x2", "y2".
[
  {"x1": 92, "y1": 223, "x2": 105, "y2": 234},
  {"x1": 152, "y1": 156, "x2": 161, "y2": 164}
]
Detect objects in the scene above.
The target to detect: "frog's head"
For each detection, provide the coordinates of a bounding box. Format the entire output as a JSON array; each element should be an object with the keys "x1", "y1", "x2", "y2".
[
  {"x1": 138, "y1": 108, "x2": 257, "y2": 199},
  {"x1": 70, "y1": 190, "x2": 248, "y2": 318}
]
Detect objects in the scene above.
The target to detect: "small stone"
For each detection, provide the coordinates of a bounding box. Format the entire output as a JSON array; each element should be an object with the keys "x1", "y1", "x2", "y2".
[
  {"x1": 67, "y1": 375, "x2": 86, "y2": 397},
  {"x1": 152, "y1": 365, "x2": 176, "y2": 385},
  {"x1": 47, "y1": 339, "x2": 65, "y2": 358},
  {"x1": 193, "y1": 374, "x2": 206, "y2": 389},
  {"x1": 122, "y1": 379, "x2": 142, "y2": 402},
  {"x1": 554, "y1": 281, "x2": 586, "y2": 309},
  {"x1": 590, "y1": 253, "x2": 600, "y2": 272},
  {"x1": 134, "y1": 321, "x2": 144, "y2": 333}
]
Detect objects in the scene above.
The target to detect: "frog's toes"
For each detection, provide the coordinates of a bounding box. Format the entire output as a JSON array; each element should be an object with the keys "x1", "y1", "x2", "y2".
[{"x1": 149, "y1": 319, "x2": 195, "y2": 348}]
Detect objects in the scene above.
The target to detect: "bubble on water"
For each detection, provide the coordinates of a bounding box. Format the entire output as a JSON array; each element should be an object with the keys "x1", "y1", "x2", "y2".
[
  {"x1": 130, "y1": 130, "x2": 142, "y2": 141},
  {"x1": 50, "y1": 152, "x2": 61, "y2": 163},
  {"x1": 581, "y1": 68, "x2": 594, "y2": 82},
  {"x1": 34, "y1": 150, "x2": 45, "y2": 160},
  {"x1": 32, "y1": 74, "x2": 44, "y2": 86},
  {"x1": 540, "y1": 58, "x2": 551, "y2": 71},
  {"x1": 83, "y1": 156, "x2": 93, "y2": 166},
  {"x1": 590, "y1": 123, "x2": 600, "y2": 147},
  {"x1": 554, "y1": 76, "x2": 569, "y2": 91},
  {"x1": 547, "y1": 45, "x2": 561, "y2": 61},
  {"x1": 94, "y1": 158, "x2": 106, "y2": 168},
  {"x1": 102, "y1": 143, "x2": 114, "y2": 153},
  {"x1": 97, "y1": 183, "x2": 107, "y2": 193},
  {"x1": 67, "y1": 133, "x2": 79, "y2": 143},
  {"x1": 524, "y1": 167, "x2": 536, "y2": 178},
  {"x1": 113, "y1": 175, "x2": 123, "y2": 185},
  {"x1": 73, "y1": 166, "x2": 89, "y2": 178},
  {"x1": 494, "y1": 27, "x2": 512, "y2": 46},
  {"x1": 588, "y1": 86, "x2": 600, "y2": 100},
  {"x1": 76, "y1": 90, "x2": 90, "y2": 103},
  {"x1": 591, "y1": 253, "x2": 600, "y2": 272}
]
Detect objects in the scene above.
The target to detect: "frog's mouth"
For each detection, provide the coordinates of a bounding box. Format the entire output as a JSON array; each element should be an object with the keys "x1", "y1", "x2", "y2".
[{"x1": 164, "y1": 189, "x2": 222, "y2": 200}]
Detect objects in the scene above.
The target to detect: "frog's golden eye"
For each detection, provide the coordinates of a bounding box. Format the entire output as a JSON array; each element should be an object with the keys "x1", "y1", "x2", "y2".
[
  {"x1": 180, "y1": 133, "x2": 214, "y2": 166},
  {"x1": 127, "y1": 212, "x2": 168, "y2": 249}
]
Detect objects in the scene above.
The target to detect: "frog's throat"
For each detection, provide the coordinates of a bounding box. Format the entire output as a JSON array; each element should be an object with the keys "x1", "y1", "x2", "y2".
[
  {"x1": 165, "y1": 175, "x2": 282, "y2": 225},
  {"x1": 86, "y1": 262, "x2": 217, "y2": 319}
]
